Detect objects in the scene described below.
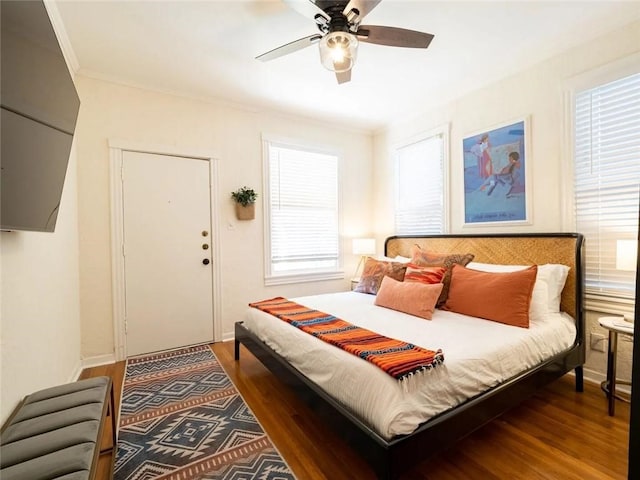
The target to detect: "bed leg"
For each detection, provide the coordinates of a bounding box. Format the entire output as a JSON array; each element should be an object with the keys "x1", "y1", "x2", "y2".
[
  {"x1": 375, "y1": 466, "x2": 391, "y2": 480},
  {"x1": 375, "y1": 456, "x2": 394, "y2": 480},
  {"x1": 574, "y1": 366, "x2": 584, "y2": 392},
  {"x1": 234, "y1": 339, "x2": 240, "y2": 361}
]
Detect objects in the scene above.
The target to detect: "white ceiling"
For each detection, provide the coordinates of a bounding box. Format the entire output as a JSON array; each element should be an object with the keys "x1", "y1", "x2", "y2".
[{"x1": 54, "y1": 1, "x2": 640, "y2": 131}]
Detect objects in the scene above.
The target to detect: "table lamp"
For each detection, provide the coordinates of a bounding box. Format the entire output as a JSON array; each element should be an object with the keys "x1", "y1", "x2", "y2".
[{"x1": 352, "y1": 238, "x2": 376, "y2": 280}]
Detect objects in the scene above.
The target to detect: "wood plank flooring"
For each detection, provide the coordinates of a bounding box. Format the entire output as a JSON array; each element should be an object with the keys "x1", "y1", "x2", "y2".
[{"x1": 81, "y1": 341, "x2": 631, "y2": 480}]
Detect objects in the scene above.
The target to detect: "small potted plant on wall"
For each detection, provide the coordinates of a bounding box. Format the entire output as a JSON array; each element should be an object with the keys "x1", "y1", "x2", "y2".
[{"x1": 231, "y1": 186, "x2": 258, "y2": 220}]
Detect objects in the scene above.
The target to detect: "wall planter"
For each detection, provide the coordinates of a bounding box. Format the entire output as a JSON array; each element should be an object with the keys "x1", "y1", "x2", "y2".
[
  {"x1": 231, "y1": 186, "x2": 257, "y2": 221},
  {"x1": 235, "y1": 203, "x2": 255, "y2": 220}
]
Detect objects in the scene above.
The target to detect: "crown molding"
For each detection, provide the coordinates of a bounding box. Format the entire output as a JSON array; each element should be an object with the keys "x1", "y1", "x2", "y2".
[{"x1": 43, "y1": 0, "x2": 80, "y2": 74}]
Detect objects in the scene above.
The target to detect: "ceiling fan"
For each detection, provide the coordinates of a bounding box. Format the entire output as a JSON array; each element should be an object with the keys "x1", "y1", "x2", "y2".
[{"x1": 256, "y1": 0, "x2": 434, "y2": 84}]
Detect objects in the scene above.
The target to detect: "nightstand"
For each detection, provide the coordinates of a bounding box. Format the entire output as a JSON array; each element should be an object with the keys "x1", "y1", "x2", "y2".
[{"x1": 598, "y1": 316, "x2": 634, "y2": 416}]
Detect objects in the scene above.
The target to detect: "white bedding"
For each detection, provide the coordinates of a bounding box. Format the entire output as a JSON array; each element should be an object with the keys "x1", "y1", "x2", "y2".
[{"x1": 242, "y1": 291, "x2": 577, "y2": 440}]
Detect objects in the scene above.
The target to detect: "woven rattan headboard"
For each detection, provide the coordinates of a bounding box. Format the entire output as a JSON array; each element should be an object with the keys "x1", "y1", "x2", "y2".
[{"x1": 385, "y1": 233, "x2": 584, "y2": 322}]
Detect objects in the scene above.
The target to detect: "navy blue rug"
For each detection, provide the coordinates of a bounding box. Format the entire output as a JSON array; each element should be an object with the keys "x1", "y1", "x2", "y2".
[{"x1": 114, "y1": 344, "x2": 295, "y2": 479}]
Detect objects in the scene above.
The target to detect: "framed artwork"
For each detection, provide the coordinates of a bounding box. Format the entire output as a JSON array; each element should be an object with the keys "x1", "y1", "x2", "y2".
[{"x1": 462, "y1": 117, "x2": 531, "y2": 226}]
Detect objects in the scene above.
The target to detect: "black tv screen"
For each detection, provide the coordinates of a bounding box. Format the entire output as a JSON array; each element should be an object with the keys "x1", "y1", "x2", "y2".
[{"x1": 1, "y1": 0, "x2": 80, "y2": 232}]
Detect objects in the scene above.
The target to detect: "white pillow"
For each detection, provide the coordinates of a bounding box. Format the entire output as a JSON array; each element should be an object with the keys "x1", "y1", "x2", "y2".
[
  {"x1": 373, "y1": 255, "x2": 411, "y2": 263},
  {"x1": 538, "y1": 264, "x2": 570, "y2": 313},
  {"x1": 373, "y1": 255, "x2": 402, "y2": 263},
  {"x1": 466, "y1": 262, "x2": 570, "y2": 321},
  {"x1": 466, "y1": 262, "x2": 522, "y2": 272}
]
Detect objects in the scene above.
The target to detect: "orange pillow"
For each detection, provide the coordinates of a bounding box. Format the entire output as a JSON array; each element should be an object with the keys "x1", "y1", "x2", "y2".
[
  {"x1": 443, "y1": 264, "x2": 537, "y2": 328},
  {"x1": 410, "y1": 246, "x2": 475, "y2": 306},
  {"x1": 354, "y1": 257, "x2": 407, "y2": 295},
  {"x1": 404, "y1": 264, "x2": 446, "y2": 285},
  {"x1": 375, "y1": 276, "x2": 443, "y2": 320}
]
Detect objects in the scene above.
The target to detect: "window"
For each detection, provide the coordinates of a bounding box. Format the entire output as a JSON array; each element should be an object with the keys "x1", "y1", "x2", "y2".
[
  {"x1": 263, "y1": 138, "x2": 341, "y2": 284},
  {"x1": 394, "y1": 129, "x2": 447, "y2": 235},
  {"x1": 574, "y1": 72, "x2": 640, "y2": 299}
]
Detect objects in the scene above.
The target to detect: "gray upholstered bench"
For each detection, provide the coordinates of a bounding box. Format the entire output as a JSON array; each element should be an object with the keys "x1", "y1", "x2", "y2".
[{"x1": 0, "y1": 376, "x2": 117, "y2": 480}]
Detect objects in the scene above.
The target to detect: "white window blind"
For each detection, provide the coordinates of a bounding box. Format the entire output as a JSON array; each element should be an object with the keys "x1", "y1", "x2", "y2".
[
  {"x1": 574, "y1": 72, "x2": 640, "y2": 298},
  {"x1": 395, "y1": 133, "x2": 445, "y2": 235},
  {"x1": 265, "y1": 141, "x2": 340, "y2": 281}
]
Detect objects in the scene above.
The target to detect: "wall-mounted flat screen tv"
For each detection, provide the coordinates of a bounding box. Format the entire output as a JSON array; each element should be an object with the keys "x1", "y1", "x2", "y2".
[{"x1": 1, "y1": 0, "x2": 80, "y2": 232}]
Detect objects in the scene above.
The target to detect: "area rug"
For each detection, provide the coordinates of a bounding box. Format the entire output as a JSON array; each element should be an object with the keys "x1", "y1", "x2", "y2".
[{"x1": 114, "y1": 344, "x2": 295, "y2": 480}]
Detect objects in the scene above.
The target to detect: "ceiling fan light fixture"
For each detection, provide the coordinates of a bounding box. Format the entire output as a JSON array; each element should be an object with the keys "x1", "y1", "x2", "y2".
[{"x1": 319, "y1": 31, "x2": 358, "y2": 72}]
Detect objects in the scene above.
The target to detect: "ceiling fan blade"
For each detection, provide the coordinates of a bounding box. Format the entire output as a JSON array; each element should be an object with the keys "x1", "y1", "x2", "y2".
[
  {"x1": 343, "y1": 0, "x2": 382, "y2": 22},
  {"x1": 335, "y1": 69, "x2": 351, "y2": 84},
  {"x1": 256, "y1": 34, "x2": 323, "y2": 62},
  {"x1": 283, "y1": 0, "x2": 330, "y2": 23},
  {"x1": 356, "y1": 25, "x2": 434, "y2": 48}
]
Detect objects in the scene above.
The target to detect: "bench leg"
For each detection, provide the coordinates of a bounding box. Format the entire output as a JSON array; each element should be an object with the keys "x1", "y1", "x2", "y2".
[
  {"x1": 100, "y1": 381, "x2": 117, "y2": 455},
  {"x1": 110, "y1": 380, "x2": 117, "y2": 450},
  {"x1": 103, "y1": 380, "x2": 118, "y2": 479},
  {"x1": 575, "y1": 366, "x2": 584, "y2": 392}
]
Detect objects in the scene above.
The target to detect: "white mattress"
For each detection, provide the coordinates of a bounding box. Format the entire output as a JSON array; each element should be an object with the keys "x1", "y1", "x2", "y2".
[{"x1": 242, "y1": 291, "x2": 577, "y2": 440}]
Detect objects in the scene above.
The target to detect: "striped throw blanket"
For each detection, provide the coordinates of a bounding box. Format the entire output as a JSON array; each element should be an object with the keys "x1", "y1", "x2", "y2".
[{"x1": 249, "y1": 297, "x2": 444, "y2": 385}]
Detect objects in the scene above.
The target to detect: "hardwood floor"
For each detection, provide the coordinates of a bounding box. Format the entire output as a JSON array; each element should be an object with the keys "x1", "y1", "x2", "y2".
[{"x1": 81, "y1": 341, "x2": 631, "y2": 480}]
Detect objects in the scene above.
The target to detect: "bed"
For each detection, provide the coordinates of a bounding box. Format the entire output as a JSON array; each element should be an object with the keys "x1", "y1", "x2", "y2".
[{"x1": 234, "y1": 233, "x2": 585, "y2": 479}]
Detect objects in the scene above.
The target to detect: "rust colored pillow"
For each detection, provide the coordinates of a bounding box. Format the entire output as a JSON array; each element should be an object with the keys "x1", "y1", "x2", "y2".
[
  {"x1": 375, "y1": 276, "x2": 443, "y2": 320},
  {"x1": 354, "y1": 257, "x2": 407, "y2": 295},
  {"x1": 410, "y1": 246, "x2": 475, "y2": 306},
  {"x1": 443, "y1": 264, "x2": 538, "y2": 328},
  {"x1": 404, "y1": 264, "x2": 446, "y2": 285}
]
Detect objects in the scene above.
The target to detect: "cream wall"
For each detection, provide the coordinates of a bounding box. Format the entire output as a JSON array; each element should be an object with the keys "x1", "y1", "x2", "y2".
[
  {"x1": 2, "y1": 18, "x2": 634, "y2": 426},
  {"x1": 74, "y1": 76, "x2": 373, "y2": 359},
  {"x1": 0, "y1": 147, "x2": 82, "y2": 424},
  {"x1": 373, "y1": 21, "x2": 640, "y2": 385}
]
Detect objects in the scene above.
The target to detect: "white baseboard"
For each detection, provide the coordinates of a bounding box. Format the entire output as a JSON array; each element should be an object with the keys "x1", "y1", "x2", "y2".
[
  {"x1": 81, "y1": 353, "x2": 117, "y2": 370},
  {"x1": 69, "y1": 359, "x2": 84, "y2": 383},
  {"x1": 222, "y1": 331, "x2": 235, "y2": 342},
  {"x1": 582, "y1": 366, "x2": 631, "y2": 395}
]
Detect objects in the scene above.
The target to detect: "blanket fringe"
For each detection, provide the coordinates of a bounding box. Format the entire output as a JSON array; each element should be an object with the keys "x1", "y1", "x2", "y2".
[{"x1": 398, "y1": 350, "x2": 444, "y2": 393}]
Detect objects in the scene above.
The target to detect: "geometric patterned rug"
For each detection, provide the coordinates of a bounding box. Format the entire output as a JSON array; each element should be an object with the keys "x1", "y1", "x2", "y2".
[{"x1": 114, "y1": 344, "x2": 296, "y2": 480}]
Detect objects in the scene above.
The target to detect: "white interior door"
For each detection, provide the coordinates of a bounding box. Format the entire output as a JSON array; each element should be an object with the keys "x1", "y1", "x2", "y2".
[{"x1": 122, "y1": 150, "x2": 214, "y2": 356}]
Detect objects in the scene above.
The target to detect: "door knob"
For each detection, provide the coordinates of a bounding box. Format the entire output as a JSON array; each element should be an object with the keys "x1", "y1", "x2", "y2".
[
  {"x1": 202, "y1": 258, "x2": 210, "y2": 265},
  {"x1": 202, "y1": 244, "x2": 209, "y2": 250}
]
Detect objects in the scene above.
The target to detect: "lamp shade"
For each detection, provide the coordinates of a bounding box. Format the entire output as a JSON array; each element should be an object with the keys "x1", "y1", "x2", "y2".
[
  {"x1": 319, "y1": 31, "x2": 358, "y2": 73},
  {"x1": 352, "y1": 238, "x2": 376, "y2": 255},
  {"x1": 616, "y1": 239, "x2": 638, "y2": 271}
]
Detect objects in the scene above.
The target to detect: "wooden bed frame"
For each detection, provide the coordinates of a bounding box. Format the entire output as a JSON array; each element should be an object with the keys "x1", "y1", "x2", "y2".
[{"x1": 235, "y1": 233, "x2": 585, "y2": 479}]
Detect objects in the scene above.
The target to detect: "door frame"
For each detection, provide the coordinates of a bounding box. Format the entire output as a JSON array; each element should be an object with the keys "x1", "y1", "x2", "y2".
[{"x1": 109, "y1": 139, "x2": 222, "y2": 361}]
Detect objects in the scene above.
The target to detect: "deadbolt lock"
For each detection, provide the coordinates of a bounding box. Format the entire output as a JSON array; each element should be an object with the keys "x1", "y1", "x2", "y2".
[
  {"x1": 202, "y1": 244, "x2": 209, "y2": 250},
  {"x1": 201, "y1": 230, "x2": 209, "y2": 237},
  {"x1": 202, "y1": 258, "x2": 210, "y2": 265}
]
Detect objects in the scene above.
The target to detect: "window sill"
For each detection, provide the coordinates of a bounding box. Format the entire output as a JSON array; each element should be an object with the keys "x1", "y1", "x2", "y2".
[
  {"x1": 265, "y1": 270, "x2": 345, "y2": 286},
  {"x1": 585, "y1": 293, "x2": 635, "y2": 319}
]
